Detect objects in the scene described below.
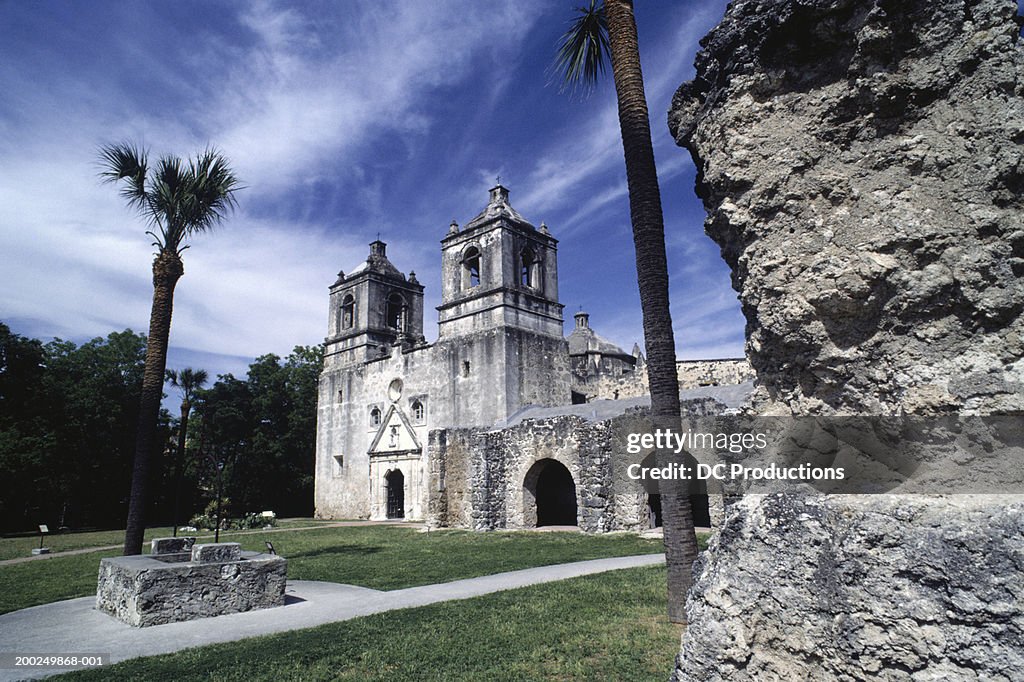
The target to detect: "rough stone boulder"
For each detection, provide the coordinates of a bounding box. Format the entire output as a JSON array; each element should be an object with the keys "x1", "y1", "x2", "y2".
[
  {"x1": 665, "y1": 1, "x2": 1024, "y2": 679},
  {"x1": 673, "y1": 494, "x2": 1024, "y2": 681},
  {"x1": 669, "y1": 0, "x2": 1024, "y2": 416}
]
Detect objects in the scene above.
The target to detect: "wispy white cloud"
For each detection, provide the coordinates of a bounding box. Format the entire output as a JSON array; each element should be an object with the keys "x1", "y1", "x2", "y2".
[
  {"x1": 211, "y1": 1, "x2": 544, "y2": 198},
  {"x1": 516, "y1": 2, "x2": 724, "y2": 226},
  {"x1": 0, "y1": 1, "x2": 547, "y2": 371},
  {"x1": 0, "y1": 0, "x2": 744, "y2": 382}
]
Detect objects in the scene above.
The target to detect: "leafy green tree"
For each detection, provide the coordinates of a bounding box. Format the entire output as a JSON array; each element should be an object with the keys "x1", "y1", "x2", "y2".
[
  {"x1": 0, "y1": 325, "x2": 164, "y2": 531},
  {"x1": 43, "y1": 330, "x2": 151, "y2": 527},
  {"x1": 555, "y1": 0, "x2": 698, "y2": 622},
  {"x1": 166, "y1": 367, "x2": 208, "y2": 535},
  {"x1": 194, "y1": 374, "x2": 251, "y2": 539},
  {"x1": 99, "y1": 142, "x2": 240, "y2": 555},
  {"x1": 189, "y1": 346, "x2": 322, "y2": 522},
  {"x1": 0, "y1": 323, "x2": 53, "y2": 529}
]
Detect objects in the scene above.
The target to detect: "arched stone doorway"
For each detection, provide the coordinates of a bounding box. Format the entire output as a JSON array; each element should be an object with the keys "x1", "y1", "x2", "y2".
[
  {"x1": 523, "y1": 458, "x2": 577, "y2": 527},
  {"x1": 640, "y1": 453, "x2": 711, "y2": 528},
  {"x1": 645, "y1": 492, "x2": 709, "y2": 529},
  {"x1": 647, "y1": 494, "x2": 663, "y2": 528},
  {"x1": 385, "y1": 469, "x2": 405, "y2": 519}
]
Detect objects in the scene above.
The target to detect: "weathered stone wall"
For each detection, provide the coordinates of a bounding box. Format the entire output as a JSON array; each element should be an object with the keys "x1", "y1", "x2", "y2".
[
  {"x1": 576, "y1": 358, "x2": 755, "y2": 402},
  {"x1": 667, "y1": 1, "x2": 1024, "y2": 679},
  {"x1": 582, "y1": 367, "x2": 649, "y2": 401},
  {"x1": 429, "y1": 414, "x2": 651, "y2": 532},
  {"x1": 676, "y1": 359, "x2": 755, "y2": 389},
  {"x1": 676, "y1": 495, "x2": 1024, "y2": 680},
  {"x1": 670, "y1": 0, "x2": 1024, "y2": 416},
  {"x1": 430, "y1": 398, "x2": 731, "y2": 533}
]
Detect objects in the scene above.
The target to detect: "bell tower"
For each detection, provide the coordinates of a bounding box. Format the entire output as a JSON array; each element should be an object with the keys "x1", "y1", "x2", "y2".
[
  {"x1": 438, "y1": 184, "x2": 562, "y2": 339},
  {"x1": 433, "y1": 184, "x2": 570, "y2": 425},
  {"x1": 324, "y1": 240, "x2": 425, "y2": 367}
]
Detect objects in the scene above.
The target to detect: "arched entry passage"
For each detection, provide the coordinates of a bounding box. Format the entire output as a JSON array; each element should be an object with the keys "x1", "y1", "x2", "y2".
[
  {"x1": 646, "y1": 493, "x2": 709, "y2": 528},
  {"x1": 523, "y1": 458, "x2": 577, "y2": 527},
  {"x1": 385, "y1": 469, "x2": 405, "y2": 519},
  {"x1": 640, "y1": 452, "x2": 711, "y2": 528},
  {"x1": 647, "y1": 494, "x2": 663, "y2": 528}
]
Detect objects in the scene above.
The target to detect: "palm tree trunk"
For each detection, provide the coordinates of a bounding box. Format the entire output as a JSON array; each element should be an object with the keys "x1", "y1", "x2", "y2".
[
  {"x1": 124, "y1": 250, "x2": 183, "y2": 555},
  {"x1": 605, "y1": 0, "x2": 698, "y2": 624}
]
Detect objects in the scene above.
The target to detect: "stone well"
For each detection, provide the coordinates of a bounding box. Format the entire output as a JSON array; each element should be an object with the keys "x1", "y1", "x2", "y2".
[{"x1": 96, "y1": 537, "x2": 287, "y2": 627}]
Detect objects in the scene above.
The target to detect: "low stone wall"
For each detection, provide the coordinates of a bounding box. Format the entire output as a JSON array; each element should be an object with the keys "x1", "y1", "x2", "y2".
[
  {"x1": 429, "y1": 399, "x2": 728, "y2": 532},
  {"x1": 96, "y1": 539, "x2": 287, "y2": 627},
  {"x1": 676, "y1": 359, "x2": 755, "y2": 389},
  {"x1": 579, "y1": 370, "x2": 650, "y2": 402},
  {"x1": 429, "y1": 415, "x2": 646, "y2": 532},
  {"x1": 576, "y1": 358, "x2": 755, "y2": 402}
]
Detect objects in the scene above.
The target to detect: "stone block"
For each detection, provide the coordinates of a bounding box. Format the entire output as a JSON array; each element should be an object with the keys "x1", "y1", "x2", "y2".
[
  {"x1": 96, "y1": 549, "x2": 286, "y2": 627},
  {"x1": 150, "y1": 536, "x2": 195, "y2": 555},
  {"x1": 668, "y1": 0, "x2": 1024, "y2": 416},
  {"x1": 191, "y1": 542, "x2": 241, "y2": 563}
]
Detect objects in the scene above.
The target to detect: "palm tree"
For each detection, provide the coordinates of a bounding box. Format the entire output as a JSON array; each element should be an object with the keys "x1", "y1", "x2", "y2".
[
  {"x1": 166, "y1": 367, "x2": 208, "y2": 537},
  {"x1": 99, "y1": 142, "x2": 240, "y2": 555},
  {"x1": 555, "y1": 0, "x2": 698, "y2": 623}
]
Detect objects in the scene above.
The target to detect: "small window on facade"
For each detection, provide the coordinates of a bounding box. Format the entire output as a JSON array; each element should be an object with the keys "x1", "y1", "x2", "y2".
[
  {"x1": 462, "y1": 360, "x2": 471, "y2": 377},
  {"x1": 463, "y1": 246, "x2": 481, "y2": 289},
  {"x1": 386, "y1": 293, "x2": 405, "y2": 331},
  {"x1": 411, "y1": 399, "x2": 425, "y2": 423},
  {"x1": 341, "y1": 294, "x2": 355, "y2": 330},
  {"x1": 333, "y1": 454, "x2": 344, "y2": 472},
  {"x1": 370, "y1": 407, "x2": 382, "y2": 428}
]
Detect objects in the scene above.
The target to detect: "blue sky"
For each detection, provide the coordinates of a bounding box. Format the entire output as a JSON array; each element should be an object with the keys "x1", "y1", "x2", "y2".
[{"x1": 0, "y1": 0, "x2": 742, "y2": 382}]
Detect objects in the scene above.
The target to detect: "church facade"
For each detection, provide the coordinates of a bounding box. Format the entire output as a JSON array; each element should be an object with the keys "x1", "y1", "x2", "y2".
[{"x1": 313, "y1": 185, "x2": 745, "y2": 529}]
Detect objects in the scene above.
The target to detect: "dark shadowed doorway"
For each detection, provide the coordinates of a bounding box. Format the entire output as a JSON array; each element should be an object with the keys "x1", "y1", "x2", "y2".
[
  {"x1": 640, "y1": 451, "x2": 711, "y2": 528},
  {"x1": 385, "y1": 469, "x2": 405, "y2": 519},
  {"x1": 524, "y1": 458, "x2": 577, "y2": 527}
]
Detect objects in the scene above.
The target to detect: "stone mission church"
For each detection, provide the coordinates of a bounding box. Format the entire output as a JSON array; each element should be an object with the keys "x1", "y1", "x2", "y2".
[{"x1": 314, "y1": 185, "x2": 747, "y2": 530}]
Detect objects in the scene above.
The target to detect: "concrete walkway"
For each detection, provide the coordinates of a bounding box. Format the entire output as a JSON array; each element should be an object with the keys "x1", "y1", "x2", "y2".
[{"x1": 0, "y1": 553, "x2": 665, "y2": 680}]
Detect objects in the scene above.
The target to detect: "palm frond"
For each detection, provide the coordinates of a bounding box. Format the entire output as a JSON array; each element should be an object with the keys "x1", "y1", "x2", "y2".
[
  {"x1": 150, "y1": 155, "x2": 189, "y2": 251},
  {"x1": 145, "y1": 230, "x2": 164, "y2": 249},
  {"x1": 180, "y1": 367, "x2": 209, "y2": 392},
  {"x1": 99, "y1": 141, "x2": 240, "y2": 254},
  {"x1": 553, "y1": 0, "x2": 610, "y2": 96},
  {"x1": 168, "y1": 367, "x2": 209, "y2": 398},
  {"x1": 98, "y1": 142, "x2": 149, "y2": 210},
  {"x1": 182, "y1": 148, "x2": 241, "y2": 237}
]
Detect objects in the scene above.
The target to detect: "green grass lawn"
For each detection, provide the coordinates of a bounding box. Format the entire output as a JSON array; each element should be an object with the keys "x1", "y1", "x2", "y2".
[
  {"x1": 0, "y1": 549, "x2": 122, "y2": 615},
  {"x1": 0, "y1": 527, "x2": 176, "y2": 561},
  {"x1": 59, "y1": 565, "x2": 682, "y2": 682},
  {"x1": 274, "y1": 517, "x2": 347, "y2": 527},
  {"x1": 0, "y1": 518, "x2": 339, "y2": 561},
  {"x1": 226, "y1": 525, "x2": 667, "y2": 590},
  {"x1": 0, "y1": 524, "x2": 686, "y2": 615}
]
